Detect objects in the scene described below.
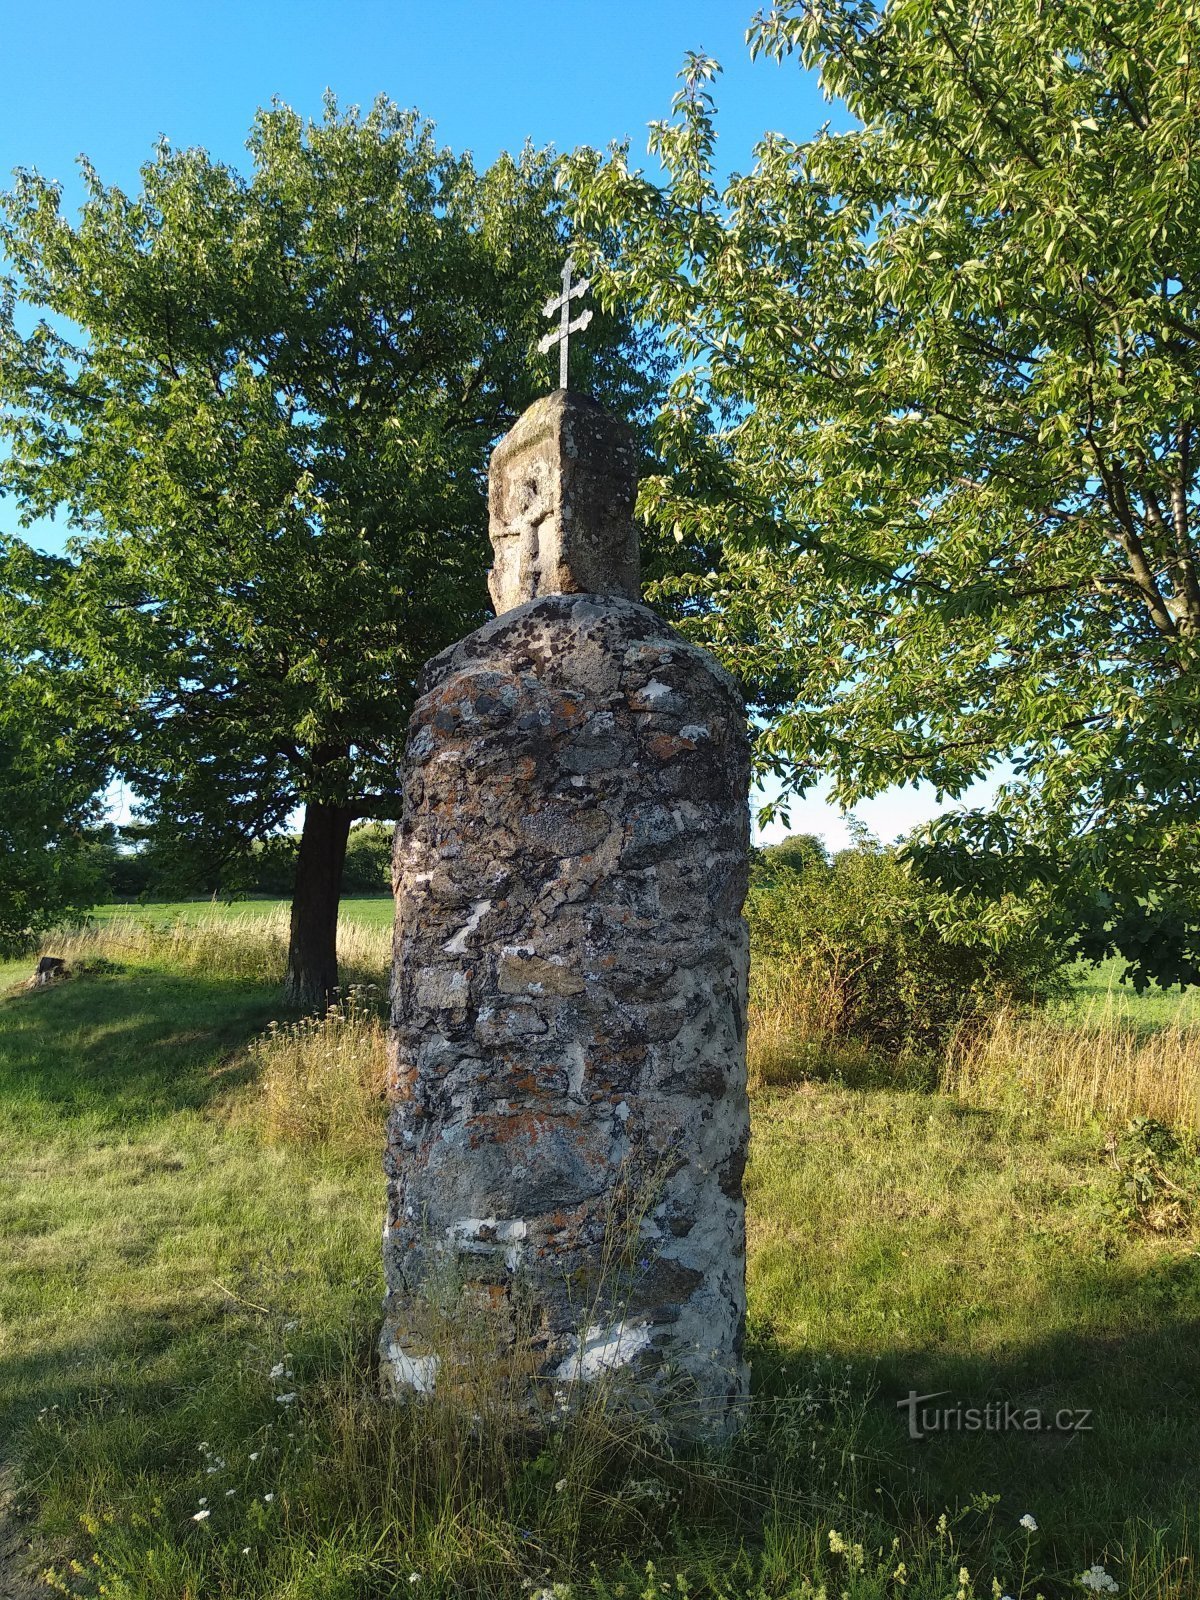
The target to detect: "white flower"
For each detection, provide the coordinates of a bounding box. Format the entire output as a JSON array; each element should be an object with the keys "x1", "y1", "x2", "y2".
[
  {"x1": 1019, "y1": 1514, "x2": 1038, "y2": 1532},
  {"x1": 284, "y1": 1319, "x2": 299, "y2": 1332},
  {"x1": 555, "y1": 1477, "x2": 567, "y2": 1492},
  {"x1": 263, "y1": 1493, "x2": 275, "y2": 1503},
  {"x1": 225, "y1": 1489, "x2": 236, "y2": 1497},
  {"x1": 1080, "y1": 1566, "x2": 1119, "y2": 1594},
  {"x1": 269, "y1": 1363, "x2": 286, "y2": 1379},
  {"x1": 249, "y1": 1451, "x2": 260, "y2": 1461},
  {"x1": 242, "y1": 1547, "x2": 251, "y2": 1555},
  {"x1": 408, "y1": 1576, "x2": 421, "y2": 1586},
  {"x1": 192, "y1": 1509, "x2": 211, "y2": 1522},
  {"x1": 275, "y1": 1392, "x2": 297, "y2": 1405},
  {"x1": 198, "y1": 1498, "x2": 207, "y2": 1507}
]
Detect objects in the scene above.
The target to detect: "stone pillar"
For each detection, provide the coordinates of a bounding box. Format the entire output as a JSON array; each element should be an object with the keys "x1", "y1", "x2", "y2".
[{"x1": 382, "y1": 389, "x2": 750, "y2": 1437}]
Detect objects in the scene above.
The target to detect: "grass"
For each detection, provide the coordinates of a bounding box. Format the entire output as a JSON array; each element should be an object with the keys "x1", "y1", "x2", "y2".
[
  {"x1": 1, "y1": 906, "x2": 1198, "y2": 1597},
  {"x1": 1053, "y1": 958, "x2": 1200, "y2": 1031},
  {"x1": 90, "y1": 896, "x2": 395, "y2": 930}
]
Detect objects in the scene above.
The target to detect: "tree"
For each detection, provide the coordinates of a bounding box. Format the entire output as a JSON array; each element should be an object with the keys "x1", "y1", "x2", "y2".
[
  {"x1": 0, "y1": 657, "x2": 108, "y2": 954},
  {"x1": 755, "y1": 831, "x2": 829, "y2": 882},
  {"x1": 567, "y1": 1, "x2": 1200, "y2": 989},
  {"x1": 1, "y1": 96, "x2": 664, "y2": 1004}
]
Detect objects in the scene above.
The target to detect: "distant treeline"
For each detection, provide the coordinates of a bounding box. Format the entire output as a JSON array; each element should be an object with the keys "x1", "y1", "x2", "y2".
[{"x1": 82, "y1": 821, "x2": 394, "y2": 902}]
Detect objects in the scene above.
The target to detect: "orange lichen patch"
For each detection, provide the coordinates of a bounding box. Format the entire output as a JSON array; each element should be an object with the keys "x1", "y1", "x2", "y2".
[
  {"x1": 388, "y1": 1065, "x2": 418, "y2": 1104},
  {"x1": 646, "y1": 731, "x2": 698, "y2": 761}
]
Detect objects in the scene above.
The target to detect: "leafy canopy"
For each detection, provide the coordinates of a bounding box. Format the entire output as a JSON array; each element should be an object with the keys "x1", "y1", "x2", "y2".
[
  {"x1": 567, "y1": 0, "x2": 1200, "y2": 988},
  {"x1": 0, "y1": 655, "x2": 108, "y2": 954},
  {"x1": 0, "y1": 95, "x2": 664, "y2": 877}
]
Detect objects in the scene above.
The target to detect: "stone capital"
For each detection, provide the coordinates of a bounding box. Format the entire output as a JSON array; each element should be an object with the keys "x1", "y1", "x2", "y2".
[{"x1": 487, "y1": 390, "x2": 640, "y2": 614}]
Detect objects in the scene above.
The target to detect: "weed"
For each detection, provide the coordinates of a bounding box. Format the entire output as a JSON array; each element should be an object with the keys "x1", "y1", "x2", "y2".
[{"x1": 248, "y1": 986, "x2": 388, "y2": 1156}]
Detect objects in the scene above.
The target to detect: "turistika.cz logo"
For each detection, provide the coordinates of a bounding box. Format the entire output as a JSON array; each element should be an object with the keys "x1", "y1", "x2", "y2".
[{"x1": 897, "y1": 1390, "x2": 1093, "y2": 1441}]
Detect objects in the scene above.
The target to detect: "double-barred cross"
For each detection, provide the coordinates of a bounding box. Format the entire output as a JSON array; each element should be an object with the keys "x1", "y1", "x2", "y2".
[{"x1": 537, "y1": 253, "x2": 593, "y2": 390}]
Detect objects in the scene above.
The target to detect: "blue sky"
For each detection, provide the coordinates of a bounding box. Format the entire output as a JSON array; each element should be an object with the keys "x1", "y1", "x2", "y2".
[
  {"x1": 1, "y1": 0, "x2": 998, "y2": 846},
  {"x1": 0, "y1": 1, "x2": 835, "y2": 203}
]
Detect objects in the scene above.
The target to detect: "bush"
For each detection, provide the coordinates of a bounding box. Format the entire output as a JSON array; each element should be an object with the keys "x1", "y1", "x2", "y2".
[{"x1": 746, "y1": 835, "x2": 1069, "y2": 1059}]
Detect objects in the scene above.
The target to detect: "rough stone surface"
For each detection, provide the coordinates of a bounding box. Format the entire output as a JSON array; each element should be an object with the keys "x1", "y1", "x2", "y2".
[
  {"x1": 487, "y1": 391, "x2": 640, "y2": 615},
  {"x1": 382, "y1": 593, "x2": 751, "y2": 1435}
]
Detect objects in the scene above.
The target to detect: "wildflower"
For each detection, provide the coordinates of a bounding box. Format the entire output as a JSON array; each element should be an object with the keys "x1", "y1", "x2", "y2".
[
  {"x1": 192, "y1": 1509, "x2": 211, "y2": 1522},
  {"x1": 1080, "y1": 1566, "x2": 1119, "y2": 1594},
  {"x1": 828, "y1": 1531, "x2": 847, "y2": 1555},
  {"x1": 263, "y1": 1493, "x2": 275, "y2": 1503},
  {"x1": 275, "y1": 1392, "x2": 297, "y2": 1405},
  {"x1": 269, "y1": 1363, "x2": 286, "y2": 1379},
  {"x1": 283, "y1": 1319, "x2": 299, "y2": 1332},
  {"x1": 409, "y1": 1576, "x2": 421, "y2": 1585},
  {"x1": 242, "y1": 1547, "x2": 251, "y2": 1555},
  {"x1": 555, "y1": 1478, "x2": 568, "y2": 1492},
  {"x1": 249, "y1": 1451, "x2": 260, "y2": 1461},
  {"x1": 225, "y1": 1489, "x2": 236, "y2": 1498},
  {"x1": 198, "y1": 1498, "x2": 207, "y2": 1508},
  {"x1": 1019, "y1": 1514, "x2": 1038, "y2": 1532}
]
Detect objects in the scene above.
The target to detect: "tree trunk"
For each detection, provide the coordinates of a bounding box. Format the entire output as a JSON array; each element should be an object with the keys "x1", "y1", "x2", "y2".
[{"x1": 284, "y1": 801, "x2": 355, "y2": 1009}]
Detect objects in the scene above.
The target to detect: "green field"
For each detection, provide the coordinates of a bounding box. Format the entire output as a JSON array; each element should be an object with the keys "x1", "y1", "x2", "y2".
[
  {"x1": 1, "y1": 910, "x2": 1197, "y2": 1598},
  {"x1": 91, "y1": 895, "x2": 396, "y2": 929}
]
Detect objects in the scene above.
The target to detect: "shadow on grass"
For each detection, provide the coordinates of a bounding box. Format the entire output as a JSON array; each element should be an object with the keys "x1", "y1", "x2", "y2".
[
  {"x1": 754, "y1": 1262, "x2": 1200, "y2": 1561},
  {"x1": 3, "y1": 1271, "x2": 1196, "y2": 1583},
  {"x1": 0, "y1": 967, "x2": 283, "y2": 1125}
]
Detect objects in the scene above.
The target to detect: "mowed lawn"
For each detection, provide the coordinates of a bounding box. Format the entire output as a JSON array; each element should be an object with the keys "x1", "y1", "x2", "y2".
[{"x1": 0, "y1": 907, "x2": 1198, "y2": 1597}]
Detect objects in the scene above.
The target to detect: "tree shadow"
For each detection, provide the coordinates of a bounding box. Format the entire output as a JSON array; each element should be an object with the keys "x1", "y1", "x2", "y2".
[
  {"x1": 0, "y1": 967, "x2": 283, "y2": 1125},
  {"x1": 752, "y1": 1258, "x2": 1200, "y2": 1563}
]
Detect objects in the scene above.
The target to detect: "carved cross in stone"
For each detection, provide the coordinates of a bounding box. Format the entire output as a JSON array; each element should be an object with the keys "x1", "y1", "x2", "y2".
[{"x1": 537, "y1": 253, "x2": 594, "y2": 390}]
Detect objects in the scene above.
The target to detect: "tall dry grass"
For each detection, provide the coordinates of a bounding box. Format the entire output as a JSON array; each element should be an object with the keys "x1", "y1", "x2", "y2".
[
  {"x1": 746, "y1": 959, "x2": 931, "y2": 1091},
  {"x1": 750, "y1": 955, "x2": 1200, "y2": 1131},
  {"x1": 948, "y1": 1003, "x2": 1200, "y2": 1132},
  {"x1": 747, "y1": 960, "x2": 846, "y2": 1089},
  {"x1": 45, "y1": 912, "x2": 1200, "y2": 1133},
  {"x1": 41, "y1": 908, "x2": 391, "y2": 986},
  {"x1": 251, "y1": 986, "x2": 389, "y2": 1154}
]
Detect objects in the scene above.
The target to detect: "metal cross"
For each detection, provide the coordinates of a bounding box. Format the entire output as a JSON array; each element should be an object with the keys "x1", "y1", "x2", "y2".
[{"x1": 537, "y1": 253, "x2": 593, "y2": 390}]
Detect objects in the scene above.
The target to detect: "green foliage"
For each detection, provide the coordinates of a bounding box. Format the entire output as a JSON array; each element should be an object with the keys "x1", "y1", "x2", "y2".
[
  {"x1": 83, "y1": 821, "x2": 391, "y2": 902},
  {"x1": 566, "y1": 2, "x2": 1200, "y2": 991},
  {"x1": 1101, "y1": 1116, "x2": 1200, "y2": 1234},
  {"x1": 0, "y1": 662, "x2": 107, "y2": 953},
  {"x1": 0, "y1": 95, "x2": 665, "y2": 892},
  {"x1": 747, "y1": 834, "x2": 1068, "y2": 1053},
  {"x1": 339, "y1": 821, "x2": 392, "y2": 895},
  {"x1": 754, "y1": 831, "x2": 829, "y2": 882}
]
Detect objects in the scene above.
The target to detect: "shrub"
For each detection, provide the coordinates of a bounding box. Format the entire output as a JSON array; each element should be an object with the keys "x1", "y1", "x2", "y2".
[{"x1": 746, "y1": 835, "x2": 1069, "y2": 1060}]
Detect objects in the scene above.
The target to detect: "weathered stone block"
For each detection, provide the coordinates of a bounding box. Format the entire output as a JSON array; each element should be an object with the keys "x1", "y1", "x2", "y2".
[{"x1": 487, "y1": 392, "x2": 639, "y2": 614}]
